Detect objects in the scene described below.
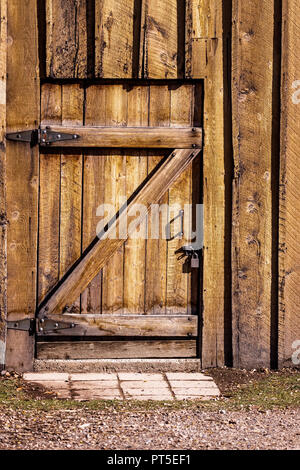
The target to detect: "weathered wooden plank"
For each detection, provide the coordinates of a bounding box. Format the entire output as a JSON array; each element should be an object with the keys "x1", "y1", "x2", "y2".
[
  {"x1": 60, "y1": 84, "x2": 84, "y2": 313},
  {"x1": 38, "y1": 314, "x2": 198, "y2": 337},
  {"x1": 39, "y1": 148, "x2": 200, "y2": 316},
  {"x1": 185, "y1": 0, "x2": 219, "y2": 78},
  {"x1": 46, "y1": 0, "x2": 87, "y2": 78},
  {"x1": 37, "y1": 340, "x2": 197, "y2": 359},
  {"x1": 123, "y1": 86, "x2": 148, "y2": 314},
  {"x1": 232, "y1": 0, "x2": 274, "y2": 368},
  {"x1": 199, "y1": 1, "x2": 225, "y2": 367},
  {"x1": 81, "y1": 85, "x2": 106, "y2": 314},
  {"x1": 167, "y1": 85, "x2": 194, "y2": 314},
  {"x1": 5, "y1": 0, "x2": 40, "y2": 371},
  {"x1": 39, "y1": 84, "x2": 62, "y2": 303},
  {"x1": 40, "y1": 126, "x2": 202, "y2": 148},
  {"x1": 139, "y1": 0, "x2": 181, "y2": 78},
  {"x1": 95, "y1": 0, "x2": 135, "y2": 78},
  {"x1": 0, "y1": 0, "x2": 7, "y2": 370},
  {"x1": 145, "y1": 86, "x2": 170, "y2": 314},
  {"x1": 101, "y1": 85, "x2": 127, "y2": 314},
  {"x1": 279, "y1": 0, "x2": 300, "y2": 367}
]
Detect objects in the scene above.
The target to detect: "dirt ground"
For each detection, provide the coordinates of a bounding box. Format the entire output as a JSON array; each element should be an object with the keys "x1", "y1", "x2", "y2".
[{"x1": 0, "y1": 368, "x2": 299, "y2": 450}]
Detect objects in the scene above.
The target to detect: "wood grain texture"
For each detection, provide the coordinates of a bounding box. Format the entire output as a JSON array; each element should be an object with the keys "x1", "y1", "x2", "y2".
[
  {"x1": 39, "y1": 148, "x2": 200, "y2": 316},
  {"x1": 232, "y1": 0, "x2": 274, "y2": 368},
  {"x1": 95, "y1": 0, "x2": 135, "y2": 78},
  {"x1": 139, "y1": 0, "x2": 181, "y2": 78},
  {"x1": 200, "y1": 0, "x2": 225, "y2": 367},
  {"x1": 145, "y1": 86, "x2": 170, "y2": 314},
  {"x1": 37, "y1": 340, "x2": 197, "y2": 359},
  {"x1": 123, "y1": 86, "x2": 148, "y2": 314},
  {"x1": 60, "y1": 84, "x2": 83, "y2": 313},
  {"x1": 185, "y1": 0, "x2": 219, "y2": 78},
  {"x1": 39, "y1": 84, "x2": 61, "y2": 303},
  {"x1": 101, "y1": 85, "x2": 127, "y2": 314},
  {"x1": 81, "y1": 85, "x2": 106, "y2": 314},
  {"x1": 40, "y1": 126, "x2": 202, "y2": 148},
  {"x1": 279, "y1": 0, "x2": 300, "y2": 367},
  {"x1": 167, "y1": 85, "x2": 194, "y2": 314},
  {"x1": 0, "y1": 0, "x2": 7, "y2": 369},
  {"x1": 5, "y1": 0, "x2": 40, "y2": 371},
  {"x1": 37, "y1": 314, "x2": 198, "y2": 337},
  {"x1": 46, "y1": 0, "x2": 87, "y2": 78}
]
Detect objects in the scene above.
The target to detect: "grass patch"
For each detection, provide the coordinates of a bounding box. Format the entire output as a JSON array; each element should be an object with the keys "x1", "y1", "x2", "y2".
[{"x1": 0, "y1": 369, "x2": 299, "y2": 413}]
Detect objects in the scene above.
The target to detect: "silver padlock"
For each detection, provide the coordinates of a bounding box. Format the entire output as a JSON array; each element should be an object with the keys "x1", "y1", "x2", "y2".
[{"x1": 191, "y1": 253, "x2": 199, "y2": 268}]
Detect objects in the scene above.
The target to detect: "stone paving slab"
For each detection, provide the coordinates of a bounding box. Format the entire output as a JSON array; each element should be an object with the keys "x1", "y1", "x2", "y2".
[
  {"x1": 70, "y1": 373, "x2": 117, "y2": 381},
  {"x1": 23, "y1": 372, "x2": 220, "y2": 401},
  {"x1": 166, "y1": 372, "x2": 212, "y2": 381},
  {"x1": 118, "y1": 373, "x2": 163, "y2": 381},
  {"x1": 23, "y1": 372, "x2": 69, "y2": 382}
]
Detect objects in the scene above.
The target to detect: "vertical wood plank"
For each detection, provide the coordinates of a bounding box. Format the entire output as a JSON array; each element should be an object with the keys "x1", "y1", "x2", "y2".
[
  {"x1": 145, "y1": 86, "x2": 170, "y2": 314},
  {"x1": 81, "y1": 85, "x2": 106, "y2": 314},
  {"x1": 194, "y1": 1, "x2": 225, "y2": 367},
  {"x1": 185, "y1": 0, "x2": 218, "y2": 79},
  {"x1": 46, "y1": 0, "x2": 87, "y2": 78},
  {"x1": 95, "y1": 0, "x2": 135, "y2": 78},
  {"x1": 123, "y1": 86, "x2": 148, "y2": 314},
  {"x1": 232, "y1": 0, "x2": 274, "y2": 368},
  {"x1": 167, "y1": 85, "x2": 193, "y2": 314},
  {"x1": 5, "y1": 0, "x2": 40, "y2": 370},
  {"x1": 279, "y1": 0, "x2": 300, "y2": 367},
  {"x1": 60, "y1": 84, "x2": 83, "y2": 313},
  {"x1": 39, "y1": 84, "x2": 61, "y2": 303},
  {"x1": 101, "y1": 85, "x2": 127, "y2": 314},
  {"x1": 140, "y1": 0, "x2": 181, "y2": 78},
  {"x1": 0, "y1": 0, "x2": 7, "y2": 369}
]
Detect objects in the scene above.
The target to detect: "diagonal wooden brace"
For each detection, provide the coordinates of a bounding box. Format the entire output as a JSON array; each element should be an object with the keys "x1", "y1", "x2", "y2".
[{"x1": 38, "y1": 148, "x2": 201, "y2": 317}]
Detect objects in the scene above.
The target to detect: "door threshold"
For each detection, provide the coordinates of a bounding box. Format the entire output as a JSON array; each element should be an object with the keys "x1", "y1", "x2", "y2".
[{"x1": 34, "y1": 358, "x2": 202, "y2": 373}]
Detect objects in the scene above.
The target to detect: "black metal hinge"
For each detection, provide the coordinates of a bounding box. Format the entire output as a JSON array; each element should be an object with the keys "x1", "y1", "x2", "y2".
[
  {"x1": 6, "y1": 127, "x2": 80, "y2": 147},
  {"x1": 7, "y1": 318, "x2": 77, "y2": 335}
]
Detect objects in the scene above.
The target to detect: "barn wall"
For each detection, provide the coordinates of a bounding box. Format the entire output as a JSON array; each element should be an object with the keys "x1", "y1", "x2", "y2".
[{"x1": 0, "y1": 0, "x2": 299, "y2": 370}]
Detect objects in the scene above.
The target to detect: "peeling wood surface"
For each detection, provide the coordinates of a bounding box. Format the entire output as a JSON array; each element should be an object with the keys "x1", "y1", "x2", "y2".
[
  {"x1": 37, "y1": 340, "x2": 197, "y2": 359},
  {"x1": 279, "y1": 0, "x2": 300, "y2": 367},
  {"x1": 5, "y1": 0, "x2": 40, "y2": 371},
  {"x1": 232, "y1": 0, "x2": 274, "y2": 368},
  {"x1": 37, "y1": 314, "x2": 198, "y2": 337}
]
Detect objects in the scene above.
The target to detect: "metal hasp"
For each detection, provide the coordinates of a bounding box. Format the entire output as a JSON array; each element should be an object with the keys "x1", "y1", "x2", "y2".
[
  {"x1": 6, "y1": 127, "x2": 80, "y2": 146},
  {"x1": 7, "y1": 318, "x2": 77, "y2": 335}
]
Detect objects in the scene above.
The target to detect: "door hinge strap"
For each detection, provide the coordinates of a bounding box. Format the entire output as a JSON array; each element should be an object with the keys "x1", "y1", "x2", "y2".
[
  {"x1": 7, "y1": 318, "x2": 77, "y2": 335},
  {"x1": 6, "y1": 127, "x2": 80, "y2": 146}
]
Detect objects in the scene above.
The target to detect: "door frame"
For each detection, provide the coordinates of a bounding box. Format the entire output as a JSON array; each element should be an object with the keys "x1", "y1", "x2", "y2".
[{"x1": 1, "y1": 0, "x2": 227, "y2": 371}]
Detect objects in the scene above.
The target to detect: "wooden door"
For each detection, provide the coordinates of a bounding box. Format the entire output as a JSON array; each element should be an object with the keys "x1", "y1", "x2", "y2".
[{"x1": 36, "y1": 81, "x2": 202, "y2": 359}]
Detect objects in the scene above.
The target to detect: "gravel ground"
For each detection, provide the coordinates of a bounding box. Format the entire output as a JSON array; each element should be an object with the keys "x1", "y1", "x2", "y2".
[{"x1": 0, "y1": 407, "x2": 299, "y2": 450}]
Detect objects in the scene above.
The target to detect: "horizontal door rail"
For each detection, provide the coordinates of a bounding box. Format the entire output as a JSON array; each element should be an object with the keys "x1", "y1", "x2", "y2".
[
  {"x1": 40, "y1": 125, "x2": 202, "y2": 148},
  {"x1": 37, "y1": 314, "x2": 198, "y2": 337}
]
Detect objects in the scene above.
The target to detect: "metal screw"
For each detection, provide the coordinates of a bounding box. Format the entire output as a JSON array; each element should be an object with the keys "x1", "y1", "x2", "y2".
[
  {"x1": 40, "y1": 318, "x2": 45, "y2": 323},
  {"x1": 54, "y1": 323, "x2": 59, "y2": 328},
  {"x1": 57, "y1": 134, "x2": 61, "y2": 139},
  {"x1": 192, "y1": 128, "x2": 196, "y2": 132},
  {"x1": 192, "y1": 144, "x2": 197, "y2": 148},
  {"x1": 73, "y1": 134, "x2": 79, "y2": 139},
  {"x1": 39, "y1": 327, "x2": 44, "y2": 332}
]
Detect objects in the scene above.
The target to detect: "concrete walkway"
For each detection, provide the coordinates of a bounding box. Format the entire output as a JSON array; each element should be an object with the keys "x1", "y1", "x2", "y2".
[{"x1": 23, "y1": 372, "x2": 220, "y2": 401}]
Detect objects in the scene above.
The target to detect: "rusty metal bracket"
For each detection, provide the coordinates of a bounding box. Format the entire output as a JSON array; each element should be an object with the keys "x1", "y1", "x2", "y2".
[{"x1": 6, "y1": 318, "x2": 77, "y2": 335}]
